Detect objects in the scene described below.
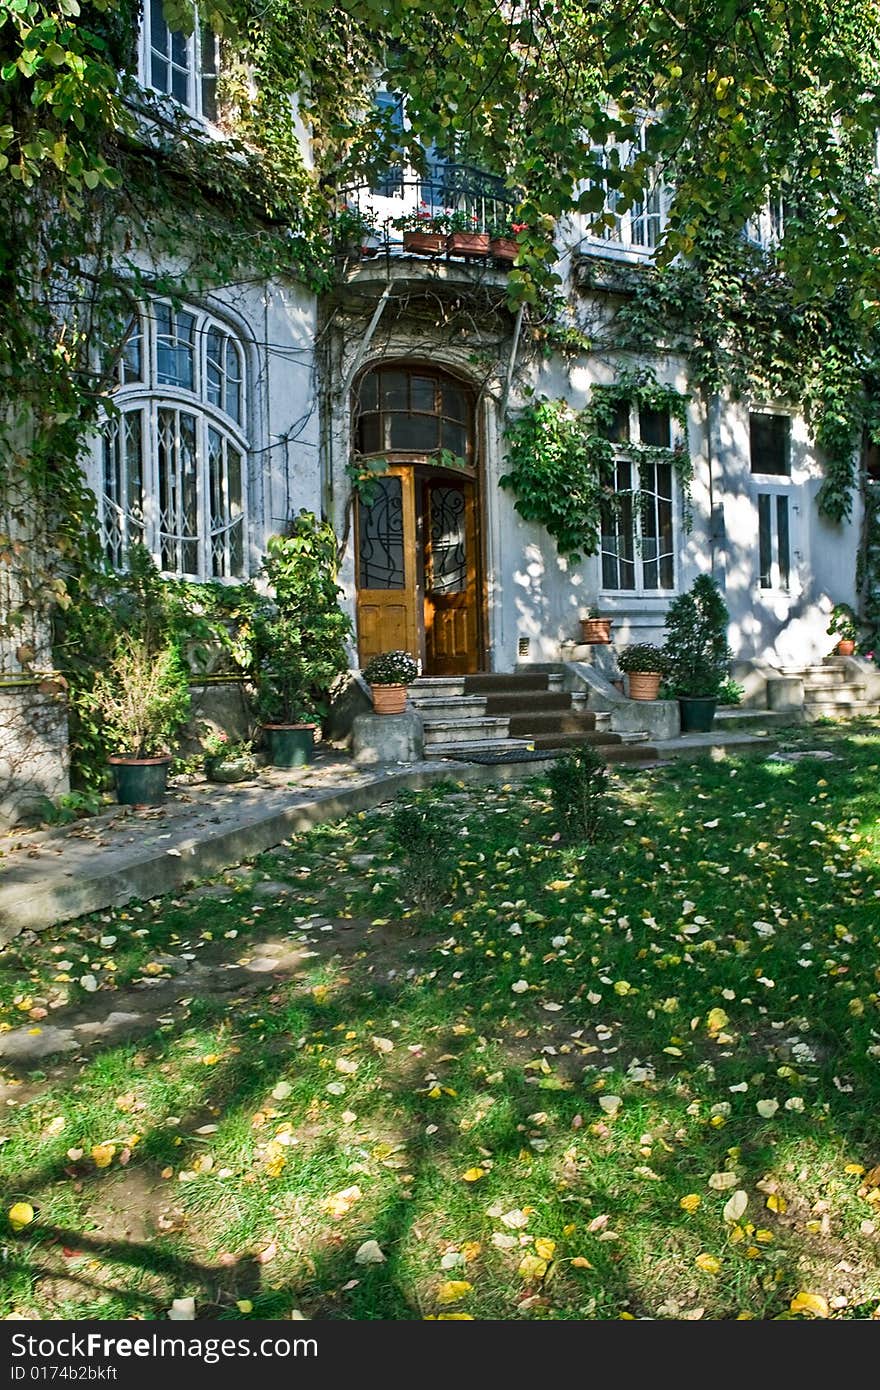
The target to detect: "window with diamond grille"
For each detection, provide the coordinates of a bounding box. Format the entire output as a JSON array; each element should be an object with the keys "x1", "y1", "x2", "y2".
[{"x1": 99, "y1": 301, "x2": 247, "y2": 580}]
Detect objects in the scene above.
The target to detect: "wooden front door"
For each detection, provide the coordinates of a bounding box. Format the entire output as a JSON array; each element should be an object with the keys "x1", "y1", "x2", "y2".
[
  {"x1": 423, "y1": 475, "x2": 479, "y2": 676},
  {"x1": 355, "y1": 465, "x2": 481, "y2": 675}
]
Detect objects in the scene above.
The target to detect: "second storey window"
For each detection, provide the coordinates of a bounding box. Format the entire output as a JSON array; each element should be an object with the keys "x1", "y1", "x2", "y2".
[
  {"x1": 600, "y1": 401, "x2": 677, "y2": 593},
  {"x1": 100, "y1": 300, "x2": 248, "y2": 580},
  {"x1": 143, "y1": 0, "x2": 219, "y2": 123}
]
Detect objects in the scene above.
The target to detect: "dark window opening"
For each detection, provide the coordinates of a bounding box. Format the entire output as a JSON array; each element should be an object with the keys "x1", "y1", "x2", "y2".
[{"x1": 750, "y1": 412, "x2": 790, "y2": 475}]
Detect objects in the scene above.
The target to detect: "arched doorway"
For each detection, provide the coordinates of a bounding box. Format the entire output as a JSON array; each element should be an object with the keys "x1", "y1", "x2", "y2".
[{"x1": 353, "y1": 364, "x2": 484, "y2": 676}]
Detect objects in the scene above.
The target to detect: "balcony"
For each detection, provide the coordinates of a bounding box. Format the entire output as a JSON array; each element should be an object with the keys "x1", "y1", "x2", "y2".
[{"x1": 339, "y1": 168, "x2": 520, "y2": 268}]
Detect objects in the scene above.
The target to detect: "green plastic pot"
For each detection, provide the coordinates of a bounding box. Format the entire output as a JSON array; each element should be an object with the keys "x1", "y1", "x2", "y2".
[
  {"x1": 109, "y1": 755, "x2": 171, "y2": 805},
  {"x1": 263, "y1": 723, "x2": 315, "y2": 767},
  {"x1": 678, "y1": 696, "x2": 717, "y2": 733}
]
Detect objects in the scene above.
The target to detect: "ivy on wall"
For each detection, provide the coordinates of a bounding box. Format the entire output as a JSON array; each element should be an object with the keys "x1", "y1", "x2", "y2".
[{"x1": 500, "y1": 369, "x2": 691, "y2": 564}]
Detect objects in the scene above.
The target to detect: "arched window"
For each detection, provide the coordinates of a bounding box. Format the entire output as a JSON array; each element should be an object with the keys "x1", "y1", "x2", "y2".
[
  {"x1": 355, "y1": 365, "x2": 473, "y2": 462},
  {"x1": 101, "y1": 300, "x2": 247, "y2": 580}
]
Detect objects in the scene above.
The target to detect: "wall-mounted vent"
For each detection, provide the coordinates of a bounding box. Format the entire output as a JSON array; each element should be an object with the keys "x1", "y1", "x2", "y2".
[{"x1": 518, "y1": 637, "x2": 530, "y2": 657}]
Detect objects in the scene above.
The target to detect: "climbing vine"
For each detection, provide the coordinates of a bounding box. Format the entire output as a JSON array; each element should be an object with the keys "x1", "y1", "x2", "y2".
[{"x1": 500, "y1": 369, "x2": 691, "y2": 564}]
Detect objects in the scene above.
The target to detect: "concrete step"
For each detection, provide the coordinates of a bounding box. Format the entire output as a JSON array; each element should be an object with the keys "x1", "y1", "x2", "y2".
[
  {"x1": 715, "y1": 708, "x2": 804, "y2": 730},
  {"x1": 423, "y1": 716, "x2": 511, "y2": 746},
  {"x1": 801, "y1": 683, "x2": 867, "y2": 704},
  {"x1": 463, "y1": 673, "x2": 558, "y2": 694},
  {"x1": 409, "y1": 695, "x2": 488, "y2": 716},
  {"x1": 785, "y1": 668, "x2": 852, "y2": 688},
  {"x1": 804, "y1": 700, "x2": 879, "y2": 720},
  {"x1": 508, "y1": 711, "x2": 599, "y2": 736},
  {"x1": 483, "y1": 690, "x2": 574, "y2": 714}
]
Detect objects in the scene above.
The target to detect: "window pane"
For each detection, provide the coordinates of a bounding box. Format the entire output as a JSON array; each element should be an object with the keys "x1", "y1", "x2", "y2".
[
  {"x1": 411, "y1": 376, "x2": 436, "y2": 413},
  {"x1": 121, "y1": 318, "x2": 143, "y2": 384},
  {"x1": 371, "y1": 90, "x2": 404, "y2": 196},
  {"x1": 357, "y1": 413, "x2": 381, "y2": 454},
  {"x1": 225, "y1": 340, "x2": 242, "y2": 423},
  {"x1": 442, "y1": 381, "x2": 467, "y2": 422},
  {"x1": 758, "y1": 493, "x2": 772, "y2": 587},
  {"x1": 389, "y1": 413, "x2": 439, "y2": 451},
  {"x1": 750, "y1": 412, "x2": 790, "y2": 475},
  {"x1": 776, "y1": 495, "x2": 790, "y2": 590},
  {"x1": 441, "y1": 420, "x2": 467, "y2": 457},
  {"x1": 206, "y1": 327, "x2": 223, "y2": 407},
  {"x1": 156, "y1": 307, "x2": 195, "y2": 389},
  {"x1": 200, "y1": 25, "x2": 218, "y2": 123},
  {"x1": 358, "y1": 372, "x2": 379, "y2": 412},
  {"x1": 381, "y1": 370, "x2": 407, "y2": 411},
  {"x1": 600, "y1": 399, "x2": 630, "y2": 443},
  {"x1": 158, "y1": 408, "x2": 199, "y2": 574},
  {"x1": 358, "y1": 475, "x2": 405, "y2": 589},
  {"x1": 639, "y1": 406, "x2": 670, "y2": 447},
  {"x1": 428, "y1": 485, "x2": 467, "y2": 594}
]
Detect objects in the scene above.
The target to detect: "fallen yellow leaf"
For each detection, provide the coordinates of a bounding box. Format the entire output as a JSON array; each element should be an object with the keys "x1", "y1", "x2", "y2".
[
  {"x1": 765, "y1": 1193, "x2": 787, "y2": 1213},
  {"x1": 534, "y1": 1237, "x2": 556, "y2": 1261},
  {"x1": 570, "y1": 1256, "x2": 593, "y2": 1269},
  {"x1": 695, "y1": 1253, "x2": 721, "y2": 1274},
  {"x1": 518, "y1": 1254, "x2": 548, "y2": 1281},
  {"x1": 461, "y1": 1167, "x2": 485, "y2": 1183},
  {"x1": 7, "y1": 1203, "x2": 34, "y2": 1233},
  {"x1": 91, "y1": 1143, "x2": 116, "y2": 1169},
  {"x1": 679, "y1": 1193, "x2": 701, "y2": 1212},
  {"x1": 236, "y1": 1300, "x2": 253, "y2": 1314},
  {"x1": 790, "y1": 1292, "x2": 829, "y2": 1319},
  {"x1": 437, "y1": 1281, "x2": 472, "y2": 1305}
]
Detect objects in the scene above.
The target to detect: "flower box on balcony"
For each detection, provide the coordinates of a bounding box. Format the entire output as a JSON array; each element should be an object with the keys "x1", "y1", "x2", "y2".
[
  {"x1": 402, "y1": 229, "x2": 446, "y2": 254},
  {"x1": 489, "y1": 236, "x2": 518, "y2": 262},
  {"x1": 447, "y1": 231, "x2": 490, "y2": 257}
]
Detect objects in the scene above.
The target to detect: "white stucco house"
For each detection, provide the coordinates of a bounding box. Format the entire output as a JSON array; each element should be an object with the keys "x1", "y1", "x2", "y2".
[{"x1": 1, "y1": 8, "x2": 876, "y2": 821}]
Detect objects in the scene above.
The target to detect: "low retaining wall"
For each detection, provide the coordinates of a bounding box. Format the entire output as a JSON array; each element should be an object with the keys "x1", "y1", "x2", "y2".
[{"x1": 0, "y1": 679, "x2": 69, "y2": 827}]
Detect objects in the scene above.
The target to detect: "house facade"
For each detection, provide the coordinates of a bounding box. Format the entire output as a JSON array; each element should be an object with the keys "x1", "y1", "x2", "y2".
[{"x1": 0, "y1": 9, "x2": 870, "y2": 821}]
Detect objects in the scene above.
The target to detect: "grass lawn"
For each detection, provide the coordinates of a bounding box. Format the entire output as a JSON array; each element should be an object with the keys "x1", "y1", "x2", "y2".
[{"x1": 1, "y1": 724, "x2": 880, "y2": 1321}]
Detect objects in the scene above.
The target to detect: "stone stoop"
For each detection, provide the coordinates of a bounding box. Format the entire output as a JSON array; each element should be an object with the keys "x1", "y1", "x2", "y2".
[
  {"x1": 408, "y1": 672, "x2": 654, "y2": 763},
  {"x1": 776, "y1": 657, "x2": 880, "y2": 721}
]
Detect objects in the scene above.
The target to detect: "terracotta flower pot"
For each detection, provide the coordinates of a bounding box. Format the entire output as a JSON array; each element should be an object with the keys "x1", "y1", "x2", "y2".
[
  {"x1": 836, "y1": 639, "x2": 856, "y2": 656},
  {"x1": 402, "y1": 230, "x2": 446, "y2": 254},
  {"x1": 447, "y1": 231, "x2": 490, "y2": 256},
  {"x1": 627, "y1": 671, "x2": 663, "y2": 701},
  {"x1": 581, "y1": 617, "x2": 612, "y2": 644},
  {"x1": 490, "y1": 237, "x2": 518, "y2": 262},
  {"x1": 371, "y1": 683, "x2": 407, "y2": 715}
]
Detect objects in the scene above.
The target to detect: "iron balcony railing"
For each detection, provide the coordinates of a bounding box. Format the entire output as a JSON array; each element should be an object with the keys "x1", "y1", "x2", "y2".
[{"x1": 341, "y1": 167, "x2": 519, "y2": 249}]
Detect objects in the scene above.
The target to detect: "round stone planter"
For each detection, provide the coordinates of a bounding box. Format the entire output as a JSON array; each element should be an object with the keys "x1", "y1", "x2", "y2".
[
  {"x1": 205, "y1": 755, "x2": 256, "y2": 784},
  {"x1": 678, "y1": 696, "x2": 717, "y2": 733},
  {"x1": 263, "y1": 723, "x2": 315, "y2": 768},
  {"x1": 581, "y1": 617, "x2": 612, "y2": 644},
  {"x1": 627, "y1": 671, "x2": 663, "y2": 701},
  {"x1": 371, "y1": 684, "x2": 407, "y2": 715},
  {"x1": 108, "y1": 755, "x2": 171, "y2": 806}
]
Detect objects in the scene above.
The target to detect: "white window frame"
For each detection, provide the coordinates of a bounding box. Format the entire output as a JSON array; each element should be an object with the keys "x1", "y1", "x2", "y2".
[
  {"x1": 583, "y1": 120, "x2": 669, "y2": 258},
  {"x1": 99, "y1": 300, "x2": 249, "y2": 582},
  {"x1": 599, "y1": 400, "x2": 681, "y2": 597},
  {"x1": 756, "y1": 487, "x2": 793, "y2": 593},
  {"x1": 745, "y1": 193, "x2": 785, "y2": 249},
  {"x1": 139, "y1": 1, "x2": 219, "y2": 125}
]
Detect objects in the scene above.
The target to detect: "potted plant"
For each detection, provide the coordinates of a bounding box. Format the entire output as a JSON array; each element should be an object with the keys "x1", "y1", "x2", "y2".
[
  {"x1": 201, "y1": 730, "x2": 257, "y2": 784},
  {"x1": 251, "y1": 513, "x2": 351, "y2": 767},
  {"x1": 89, "y1": 634, "x2": 191, "y2": 805},
  {"x1": 826, "y1": 602, "x2": 858, "y2": 656},
  {"x1": 446, "y1": 207, "x2": 490, "y2": 256},
  {"x1": 662, "y1": 574, "x2": 732, "y2": 732},
  {"x1": 487, "y1": 216, "x2": 527, "y2": 262},
  {"x1": 362, "y1": 649, "x2": 419, "y2": 714},
  {"x1": 330, "y1": 203, "x2": 379, "y2": 258},
  {"x1": 392, "y1": 203, "x2": 447, "y2": 254},
  {"x1": 581, "y1": 605, "x2": 613, "y2": 644},
  {"x1": 617, "y1": 642, "x2": 668, "y2": 701}
]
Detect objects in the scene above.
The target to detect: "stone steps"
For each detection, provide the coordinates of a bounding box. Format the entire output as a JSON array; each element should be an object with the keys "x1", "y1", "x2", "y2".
[{"x1": 410, "y1": 671, "x2": 643, "y2": 763}]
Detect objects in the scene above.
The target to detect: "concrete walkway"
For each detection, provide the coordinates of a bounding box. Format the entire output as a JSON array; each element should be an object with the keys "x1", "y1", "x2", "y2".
[{"x1": 0, "y1": 729, "x2": 777, "y2": 942}]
